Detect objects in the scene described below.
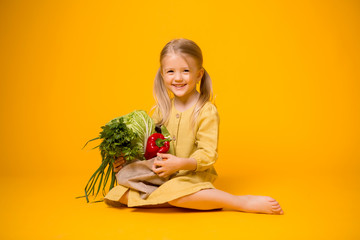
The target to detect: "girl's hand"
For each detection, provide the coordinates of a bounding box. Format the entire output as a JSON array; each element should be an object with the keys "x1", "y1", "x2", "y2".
[
  {"x1": 113, "y1": 157, "x2": 125, "y2": 173},
  {"x1": 152, "y1": 153, "x2": 181, "y2": 178}
]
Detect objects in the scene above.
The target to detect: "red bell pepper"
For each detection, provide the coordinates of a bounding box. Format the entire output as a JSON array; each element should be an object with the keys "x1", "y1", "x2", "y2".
[{"x1": 144, "y1": 133, "x2": 171, "y2": 160}]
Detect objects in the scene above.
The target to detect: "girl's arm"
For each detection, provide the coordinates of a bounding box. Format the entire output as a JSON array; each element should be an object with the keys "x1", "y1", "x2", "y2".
[
  {"x1": 152, "y1": 153, "x2": 197, "y2": 178},
  {"x1": 189, "y1": 102, "x2": 220, "y2": 172}
]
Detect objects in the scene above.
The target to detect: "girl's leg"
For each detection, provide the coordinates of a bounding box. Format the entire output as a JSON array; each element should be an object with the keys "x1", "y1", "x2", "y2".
[
  {"x1": 167, "y1": 189, "x2": 284, "y2": 215},
  {"x1": 111, "y1": 189, "x2": 284, "y2": 214}
]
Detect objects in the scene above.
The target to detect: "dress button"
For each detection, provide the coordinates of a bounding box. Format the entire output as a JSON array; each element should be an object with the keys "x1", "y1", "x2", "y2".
[
  {"x1": 176, "y1": 113, "x2": 180, "y2": 118},
  {"x1": 172, "y1": 136, "x2": 176, "y2": 141}
]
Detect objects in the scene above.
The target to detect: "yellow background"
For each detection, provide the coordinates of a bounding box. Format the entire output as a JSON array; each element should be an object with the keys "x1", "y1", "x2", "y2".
[{"x1": 1, "y1": 0, "x2": 359, "y2": 239}]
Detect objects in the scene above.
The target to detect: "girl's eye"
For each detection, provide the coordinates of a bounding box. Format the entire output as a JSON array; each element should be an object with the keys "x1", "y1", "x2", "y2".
[
  {"x1": 184, "y1": 69, "x2": 189, "y2": 72},
  {"x1": 167, "y1": 70, "x2": 174, "y2": 73}
]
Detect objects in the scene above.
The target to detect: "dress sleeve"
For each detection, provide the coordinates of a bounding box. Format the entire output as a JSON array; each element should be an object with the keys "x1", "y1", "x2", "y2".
[{"x1": 190, "y1": 102, "x2": 220, "y2": 172}]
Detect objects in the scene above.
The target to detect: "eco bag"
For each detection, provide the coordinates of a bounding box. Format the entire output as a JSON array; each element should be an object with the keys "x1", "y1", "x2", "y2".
[{"x1": 115, "y1": 157, "x2": 170, "y2": 199}]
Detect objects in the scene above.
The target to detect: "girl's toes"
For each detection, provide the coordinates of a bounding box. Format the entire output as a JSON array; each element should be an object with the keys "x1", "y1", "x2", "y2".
[
  {"x1": 272, "y1": 204, "x2": 281, "y2": 209},
  {"x1": 272, "y1": 207, "x2": 282, "y2": 212},
  {"x1": 272, "y1": 208, "x2": 282, "y2": 214},
  {"x1": 272, "y1": 202, "x2": 280, "y2": 208}
]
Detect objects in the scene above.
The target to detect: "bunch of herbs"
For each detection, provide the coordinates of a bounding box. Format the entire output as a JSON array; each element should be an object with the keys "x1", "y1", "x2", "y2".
[{"x1": 80, "y1": 117, "x2": 142, "y2": 203}]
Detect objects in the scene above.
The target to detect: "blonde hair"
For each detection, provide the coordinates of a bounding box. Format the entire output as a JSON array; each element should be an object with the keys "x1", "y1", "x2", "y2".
[{"x1": 152, "y1": 38, "x2": 214, "y2": 128}]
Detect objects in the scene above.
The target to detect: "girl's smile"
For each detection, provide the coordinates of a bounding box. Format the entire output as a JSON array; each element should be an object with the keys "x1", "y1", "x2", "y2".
[
  {"x1": 161, "y1": 53, "x2": 204, "y2": 104},
  {"x1": 172, "y1": 83, "x2": 187, "y2": 91},
  {"x1": 173, "y1": 84, "x2": 186, "y2": 88}
]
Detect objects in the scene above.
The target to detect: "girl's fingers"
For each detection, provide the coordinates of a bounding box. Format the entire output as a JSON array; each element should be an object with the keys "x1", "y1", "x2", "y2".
[
  {"x1": 115, "y1": 158, "x2": 125, "y2": 163},
  {"x1": 114, "y1": 158, "x2": 125, "y2": 168},
  {"x1": 152, "y1": 165, "x2": 163, "y2": 175},
  {"x1": 113, "y1": 159, "x2": 125, "y2": 172},
  {"x1": 152, "y1": 165, "x2": 168, "y2": 177},
  {"x1": 153, "y1": 160, "x2": 163, "y2": 168},
  {"x1": 113, "y1": 162, "x2": 121, "y2": 168},
  {"x1": 151, "y1": 164, "x2": 157, "y2": 172},
  {"x1": 157, "y1": 153, "x2": 171, "y2": 159},
  {"x1": 158, "y1": 172, "x2": 167, "y2": 178}
]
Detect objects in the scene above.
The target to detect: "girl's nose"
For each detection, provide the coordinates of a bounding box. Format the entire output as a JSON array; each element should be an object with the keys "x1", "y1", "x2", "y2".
[{"x1": 174, "y1": 71, "x2": 182, "y2": 81}]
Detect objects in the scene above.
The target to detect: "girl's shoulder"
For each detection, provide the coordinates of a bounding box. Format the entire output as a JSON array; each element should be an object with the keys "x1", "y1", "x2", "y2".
[
  {"x1": 198, "y1": 101, "x2": 219, "y2": 118},
  {"x1": 201, "y1": 101, "x2": 218, "y2": 112}
]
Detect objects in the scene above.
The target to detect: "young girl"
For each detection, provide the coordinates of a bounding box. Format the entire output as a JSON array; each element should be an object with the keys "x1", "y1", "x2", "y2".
[{"x1": 105, "y1": 38, "x2": 284, "y2": 215}]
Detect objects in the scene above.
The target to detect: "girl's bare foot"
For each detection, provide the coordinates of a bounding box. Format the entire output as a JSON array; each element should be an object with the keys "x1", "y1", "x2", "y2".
[{"x1": 235, "y1": 195, "x2": 284, "y2": 215}]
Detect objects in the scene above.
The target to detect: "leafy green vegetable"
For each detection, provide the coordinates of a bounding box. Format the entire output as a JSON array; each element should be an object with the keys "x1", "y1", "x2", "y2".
[
  {"x1": 99, "y1": 117, "x2": 142, "y2": 161},
  {"x1": 80, "y1": 110, "x2": 156, "y2": 203},
  {"x1": 110, "y1": 110, "x2": 155, "y2": 157}
]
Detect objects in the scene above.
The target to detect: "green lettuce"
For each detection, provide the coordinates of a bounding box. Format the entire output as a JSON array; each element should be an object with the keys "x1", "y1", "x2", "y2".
[{"x1": 110, "y1": 110, "x2": 155, "y2": 158}]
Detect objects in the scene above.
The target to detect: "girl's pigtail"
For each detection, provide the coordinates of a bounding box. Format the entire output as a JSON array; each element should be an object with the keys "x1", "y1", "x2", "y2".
[
  {"x1": 153, "y1": 67, "x2": 171, "y2": 126},
  {"x1": 191, "y1": 68, "x2": 214, "y2": 129}
]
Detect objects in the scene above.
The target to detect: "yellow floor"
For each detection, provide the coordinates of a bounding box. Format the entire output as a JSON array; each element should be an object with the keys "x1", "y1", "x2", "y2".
[{"x1": 1, "y1": 169, "x2": 359, "y2": 240}]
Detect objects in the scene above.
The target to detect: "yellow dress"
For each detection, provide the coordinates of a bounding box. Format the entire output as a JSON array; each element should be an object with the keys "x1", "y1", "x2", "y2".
[{"x1": 104, "y1": 100, "x2": 220, "y2": 207}]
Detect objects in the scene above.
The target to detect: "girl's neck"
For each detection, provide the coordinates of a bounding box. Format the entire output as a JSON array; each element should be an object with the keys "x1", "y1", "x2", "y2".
[{"x1": 174, "y1": 91, "x2": 200, "y2": 112}]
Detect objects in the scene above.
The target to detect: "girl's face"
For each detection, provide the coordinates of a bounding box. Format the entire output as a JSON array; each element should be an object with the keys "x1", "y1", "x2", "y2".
[{"x1": 161, "y1": 53, "x2": 204, "y2": 102}]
